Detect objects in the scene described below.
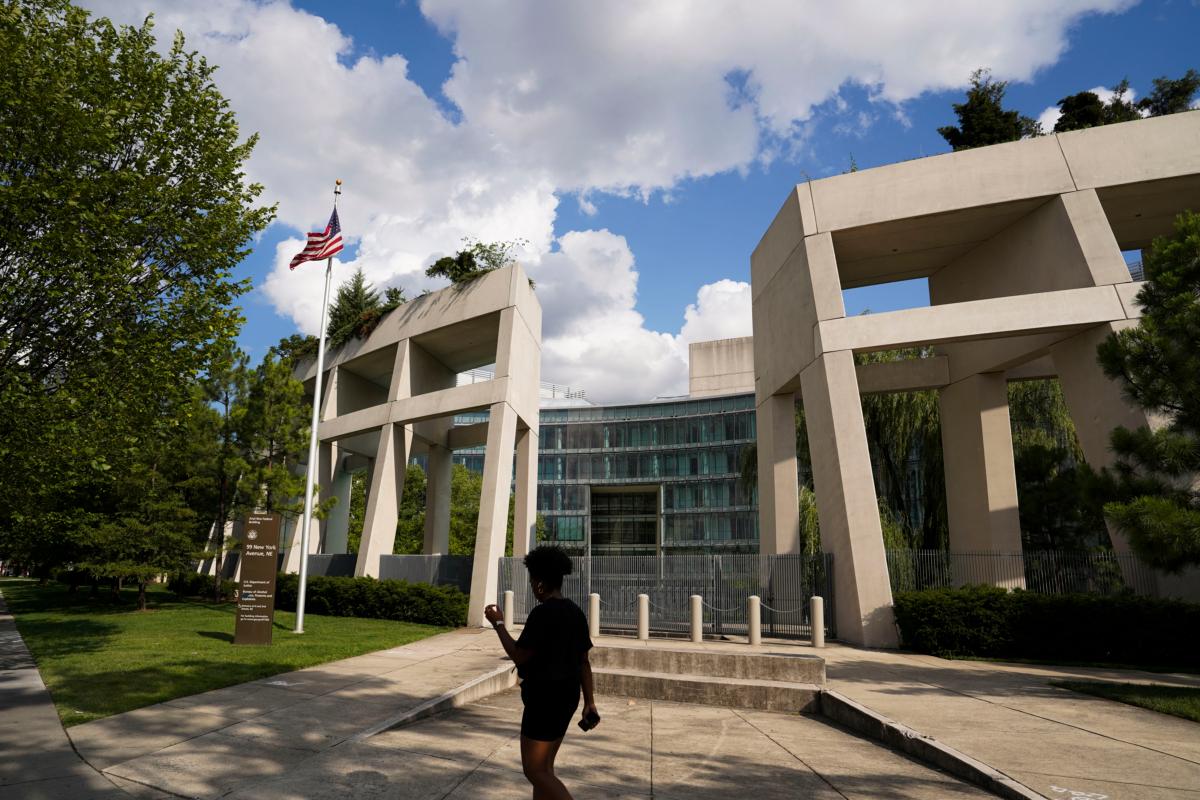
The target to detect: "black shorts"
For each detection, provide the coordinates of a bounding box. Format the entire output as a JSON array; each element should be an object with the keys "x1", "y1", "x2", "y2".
[{"x1": 520, "y1": 680, "x2": 581, "y2": 742}]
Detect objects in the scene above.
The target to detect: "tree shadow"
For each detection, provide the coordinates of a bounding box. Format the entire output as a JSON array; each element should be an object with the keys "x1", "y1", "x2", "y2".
[{"x1": 197, "y1": 631, "x2": 233, "y2": 643}]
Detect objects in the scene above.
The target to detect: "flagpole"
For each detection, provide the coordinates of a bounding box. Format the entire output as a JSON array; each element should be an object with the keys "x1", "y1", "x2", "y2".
[{"x1": 294, "y1": 179, "x2": 341, "y2": 635}]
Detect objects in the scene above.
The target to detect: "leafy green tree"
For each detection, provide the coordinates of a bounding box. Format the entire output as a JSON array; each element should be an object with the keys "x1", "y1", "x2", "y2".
[
  {"x1": 0, "y1": 1, "x2": 272, "y2": 576},
  {"x1": 238, "y1": 351, "x2": 308, "y2": 516},
  {"x1": 938, "y1": 68, "x2": 1040, "y2": 151},
  {"x1": 1136, "y1": 69, "x2": 1200, "y2": 117},
  {"x1": 1095, "y1": 211, "x2": 1200, "y2": 571},
  {"x1": 200, "y1": 342, "x2": 250, "y2": 600}
]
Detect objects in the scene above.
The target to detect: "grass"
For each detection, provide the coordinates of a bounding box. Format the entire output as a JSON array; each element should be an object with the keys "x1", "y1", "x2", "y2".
[
  {"x1": 1053, "y1": 680, "x2": 1200, "y2": 723},
  {"x1": 0, "y1": 578, "x2": 448, "y2": 726}
]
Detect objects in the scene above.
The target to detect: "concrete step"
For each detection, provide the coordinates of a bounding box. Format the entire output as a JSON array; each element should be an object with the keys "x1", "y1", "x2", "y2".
[
  {"x1": 591, "y1": 644, "x2": 825, "y2": 686},
  {"x1": 594, "y1": 667, "x2": 821, "y2": 713}
]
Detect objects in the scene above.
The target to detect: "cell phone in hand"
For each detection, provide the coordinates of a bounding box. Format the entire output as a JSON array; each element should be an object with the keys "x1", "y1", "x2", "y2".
[{"x1": 578, "y1": 709, "x2": 601, "y2": 732}]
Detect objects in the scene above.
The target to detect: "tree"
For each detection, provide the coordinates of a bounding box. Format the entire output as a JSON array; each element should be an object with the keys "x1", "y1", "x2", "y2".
[
  {"x1": 1053, "y1": 91, "x2": 1107, "y2": 132},
  {"x1": 325, "y1": 267, "x2": 406, "y2": 349},
  {"x1": 0, "y1": 1, "x2": 272, "y2": 576},
  {"x1": 938, "y1": 69, "x2": 1040, "y2": 151},
  {"x1": 1136, "y1": 69, "x2": 1200, "y2": 117},
  {"x1": 426, "y1": 238, "x2": 528, "y2": 286},
  {"x1": 238, "y1": 351, "x2": 308, "y2": 516},
  {"x1": 1095, "y1": 211, "x2": 1200, "y2": 571},
  {"x1": 1008, "y1": 380, "x2": 1104, "y2": 550},
  {"x1": 200, "y1": 342, "x2": 250, "y2": 601}
]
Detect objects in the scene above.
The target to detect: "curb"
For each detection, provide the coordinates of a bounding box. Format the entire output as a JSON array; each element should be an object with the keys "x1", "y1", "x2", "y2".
[
  {"x1": 350, "y1": 663, "x2": 518, "y2": 741},
  {"x1": 819, "y1": 690, "x2": 1046, "y2": 800}
]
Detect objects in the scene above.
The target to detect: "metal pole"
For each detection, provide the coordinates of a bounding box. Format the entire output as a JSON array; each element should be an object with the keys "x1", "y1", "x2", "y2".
[{"x1": 294, "y1": 181, "x2": 340, "y2": 634}]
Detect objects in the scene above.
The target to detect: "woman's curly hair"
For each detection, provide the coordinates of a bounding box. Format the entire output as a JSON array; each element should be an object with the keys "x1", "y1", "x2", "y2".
[{"x1": 523, "y1": 545, "x2": 573, "y2": 591}]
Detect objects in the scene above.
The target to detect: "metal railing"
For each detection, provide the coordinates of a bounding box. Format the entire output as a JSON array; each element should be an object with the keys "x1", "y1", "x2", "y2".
[
  {"x1": 885, "y1": 549, "x2": 1159, "y2": 596},
  {"x1": 498, "y1": 553, "x2": 834, "y2": 640}
]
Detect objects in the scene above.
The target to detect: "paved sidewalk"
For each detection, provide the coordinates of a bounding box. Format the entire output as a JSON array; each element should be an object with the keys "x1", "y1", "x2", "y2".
[
  {"x1": 66, "y1": 627, "x2": 508, "y2": 798},
  {"x1": 819, "y1": 643, "x2": 1200, "y2": 800},
  {"x1": 0, "y1": 590, "x2": 126, "y2": 800}
]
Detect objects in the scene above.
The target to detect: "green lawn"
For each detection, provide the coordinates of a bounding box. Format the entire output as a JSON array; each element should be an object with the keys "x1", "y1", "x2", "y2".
[
  {"x1": 1053, "y1": 680, "x2": 1200, "y2": 723},
  {"x1": 1, "y1": 578, "x2": 448, "y2": 726}
]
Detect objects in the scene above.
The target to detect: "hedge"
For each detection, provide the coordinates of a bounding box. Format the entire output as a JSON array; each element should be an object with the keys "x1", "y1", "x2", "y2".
[
  {"x1": 274, "y1": 573, "x2": 467, "y2": 627},
  {"x1": 893, "y1": 586, "x2": 1200, "y2": 668},
  {"x1": 168, "y1": 572, "x2": 239, "y2": 600}
]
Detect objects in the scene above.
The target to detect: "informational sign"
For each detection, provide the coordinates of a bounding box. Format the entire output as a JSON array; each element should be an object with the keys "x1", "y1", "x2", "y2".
[{"x1": 234, "y1": 512, "x2": 281, "y2": 646}]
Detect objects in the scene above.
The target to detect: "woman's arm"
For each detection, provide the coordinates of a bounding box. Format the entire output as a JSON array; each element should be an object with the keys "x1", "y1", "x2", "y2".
[
  {"x1": 580, "y1": 652, "x2": 597, "y2": 711},
  {"x1": 484, "y1": 604, "x2": 533, "y2": 666}
]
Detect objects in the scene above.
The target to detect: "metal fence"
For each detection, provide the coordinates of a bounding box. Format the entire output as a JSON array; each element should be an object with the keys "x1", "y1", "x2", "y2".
[
  {"x1": 885, "y1": 549, "x2": 1159, "y2": 596},
  {"x1": 498, "y1": 553, "x2": 834, "y2": 640}
]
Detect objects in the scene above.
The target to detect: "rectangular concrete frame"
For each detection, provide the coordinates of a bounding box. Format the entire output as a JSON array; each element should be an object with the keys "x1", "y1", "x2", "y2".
[
  {"x1": 752, "y1": 113, "x2": 1200, "y2": 645},
  {"x1": 283, "y1": 265, "x2": 542, "y2": 626}
]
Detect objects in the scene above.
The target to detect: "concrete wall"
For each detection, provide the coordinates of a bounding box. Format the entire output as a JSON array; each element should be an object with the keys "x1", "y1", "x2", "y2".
[{"x1": 689, "y1": 337, "x2": 755, "y2": 397}]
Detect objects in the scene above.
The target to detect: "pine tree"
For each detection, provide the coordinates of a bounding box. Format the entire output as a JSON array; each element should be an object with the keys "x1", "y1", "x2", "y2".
[
  {"x1": 326, "y1": 267, "x2": 382, "y2": 347},
  {"x1": 938, "y1": 69, "x2": 1041, "y2": 151},
  {"x1": 1095, "y1": 211, "x2": 1200, "y2": 571},
  {"x1": 1136, "y1": 69, "x2": 1200, "y2": 117}
]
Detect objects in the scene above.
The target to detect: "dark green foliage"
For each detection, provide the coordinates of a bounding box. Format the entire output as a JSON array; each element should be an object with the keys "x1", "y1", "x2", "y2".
[
  {"x1": 1053, "y1": 79, "x2": 1142, "y2": 132},
  {"x1": 426, "y1": 238, "x2": 529, "y2": 286},
  {"x1": 274, "y1": 573, "x2": 467, "y2": 627},
  {"x1": 1136, "y1": 69, "x2": 1200, "y2": 117},
  {"x1": 325, "y1": 267, "x2": 406, "y2": 349},
  {"x1": 1008, "y1": 379, "x2": 1105, "y2": 551},
  {"x1": 1095, "y1": 212, "x2": 1200, "y2": 571},
  {"x1": 894, "y1": 587, "x2": 1200, "y2": 667},
  {"x1": 0, "y1": 0, "x2": 272, "y2": 579},
  {"x1": 938, "y1": 69, "x2": 1040, "y2": 151},
  {"x1": 167, "y1": 571, "x2": 237, "y2": 601}
]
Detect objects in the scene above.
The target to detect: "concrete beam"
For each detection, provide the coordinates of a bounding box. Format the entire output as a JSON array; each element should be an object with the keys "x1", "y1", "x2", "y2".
[
  {"x1": 854, "y1": 356, "x2": 949, "y2": 394},
  {"x1": 319, "y1": 379, "x2": 508, "y2": 442},
  {"x1": 816, "y1": 286, "x2": 1129, "y2": 356}
]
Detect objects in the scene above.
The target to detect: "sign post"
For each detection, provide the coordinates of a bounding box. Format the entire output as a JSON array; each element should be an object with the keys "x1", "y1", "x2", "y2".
[{"x1": 234, "y1": 513, "x2": 282, "y2": 646}]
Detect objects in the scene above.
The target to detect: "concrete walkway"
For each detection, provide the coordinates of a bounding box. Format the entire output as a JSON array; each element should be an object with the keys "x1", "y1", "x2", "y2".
[
  {"x1": 6, "y1": 611, "x2": 1199, "y2": 799},
  {"x1": 0, "y1": 591, "x2": 126, "y2": 799},
  {"x1": 818, "y1": 643, "x2": 1200, "y2": 800}
]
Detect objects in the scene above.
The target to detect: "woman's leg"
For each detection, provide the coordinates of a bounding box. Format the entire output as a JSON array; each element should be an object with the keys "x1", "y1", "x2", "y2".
[{"x1": 521, "y1": 735, "x2": 572, "y2": 800}]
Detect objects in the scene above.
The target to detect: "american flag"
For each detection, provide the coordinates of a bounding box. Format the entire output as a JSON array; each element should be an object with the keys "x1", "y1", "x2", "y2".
[{"x1": 289, "y1": 208, "x2": 343, "y2": 269}]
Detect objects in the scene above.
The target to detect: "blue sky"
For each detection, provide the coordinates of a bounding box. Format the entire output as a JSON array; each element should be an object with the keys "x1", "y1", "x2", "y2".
[{"x1": 87, "y1": 0, "x2": 1200, "y2": 401}]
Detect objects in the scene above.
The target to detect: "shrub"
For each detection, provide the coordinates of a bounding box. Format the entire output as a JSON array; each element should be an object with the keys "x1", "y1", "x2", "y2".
[
  {"x1": 894, "y1": 587, "x2": 1200, "y2": 667},
  {"x1": 167, "y1": 572, "x2": 238, "y2": 600},
  {"x1": 274, "y1": 573, "x2": 467, "y2": 627}
]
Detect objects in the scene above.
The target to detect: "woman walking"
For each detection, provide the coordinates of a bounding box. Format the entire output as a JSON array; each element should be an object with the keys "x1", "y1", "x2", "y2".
[{"x1": 485, "y1": 546, "x2": 598, "y2": 800}]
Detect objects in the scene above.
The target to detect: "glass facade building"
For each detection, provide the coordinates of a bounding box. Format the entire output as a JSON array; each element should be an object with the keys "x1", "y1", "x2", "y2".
[{"x1": 452, "y1": 393, "x2": 759, "y2": 555}]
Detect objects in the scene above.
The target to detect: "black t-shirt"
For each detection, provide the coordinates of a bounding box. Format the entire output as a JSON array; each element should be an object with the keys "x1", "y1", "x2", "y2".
[{"x1": 516, "y1": 597, "x2": 593, "y2": 686}]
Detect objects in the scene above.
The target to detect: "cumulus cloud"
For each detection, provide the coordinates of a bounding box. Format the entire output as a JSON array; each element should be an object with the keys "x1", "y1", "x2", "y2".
[{"x1": 82, "y1": 0, "x2": 1130, "y2": 401}]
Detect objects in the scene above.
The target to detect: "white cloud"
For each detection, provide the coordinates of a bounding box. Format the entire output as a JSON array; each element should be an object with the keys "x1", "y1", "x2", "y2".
[
  {"x1": 81, "y1": 0, "x2": 1131, "y2": 401},
  {"x1": 678, "y1": 280, "x2": 753, "y2": 346}
]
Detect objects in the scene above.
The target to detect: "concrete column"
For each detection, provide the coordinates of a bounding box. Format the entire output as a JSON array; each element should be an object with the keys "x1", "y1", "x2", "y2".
[
  {"x1": 637, "y1": 594, "x2": 649, "y2": 640},
  {"x1": 355, "y1": 423, "x2": 411, "y2": 577},
  {"x1": 938, "y1": 372, "x2": 1025, "y2": 589},
  {"x1": 799, "y1": 350, "x2": 897, "y2": 647},
  {"x1": 756, "y1": 393, "x2": 800, "y2": 555},
  {"x1": 321, "y1": 445, "x2": 352, "y2": 554},
  {"x1": 513, "y1": 426, "x2": 539, "y2": 559},
  {"x1": 467, "y1": 401, "x2": 519, "y2": 627},
  {"x1": 690, "y1": 595, "x2": 703, "y2": 643},
  {"x1": 423, "y1": 443, "x2": 452, "y2": 555},
  {"x1": 811, "y1": 596, "x2": 825, "y2": 649}
]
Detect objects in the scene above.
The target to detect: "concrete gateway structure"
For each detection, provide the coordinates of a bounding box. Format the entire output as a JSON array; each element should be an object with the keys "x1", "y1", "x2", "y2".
[
  {"x1": 752, "y1": 112, "x2": 1200, "y2": 646},
  {"x1": 282, "y1": 265, "x2": 541, "y2": 626}
]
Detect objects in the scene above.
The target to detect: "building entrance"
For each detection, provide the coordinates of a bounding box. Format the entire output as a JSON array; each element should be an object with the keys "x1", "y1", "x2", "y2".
[{"x1": 589, "y1": 486, "x2": 660, "y2": 555}]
